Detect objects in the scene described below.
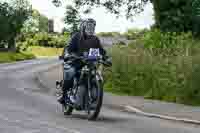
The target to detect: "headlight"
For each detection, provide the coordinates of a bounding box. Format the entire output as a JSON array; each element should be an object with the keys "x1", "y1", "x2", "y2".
[{"x1": 91, "y1": 70, "x2": 95, "y2": 75}]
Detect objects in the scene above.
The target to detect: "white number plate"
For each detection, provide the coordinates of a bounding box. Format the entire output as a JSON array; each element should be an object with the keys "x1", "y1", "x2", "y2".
[{"x1": 88, "y1": 48, "x2": 100, "y2": 57}]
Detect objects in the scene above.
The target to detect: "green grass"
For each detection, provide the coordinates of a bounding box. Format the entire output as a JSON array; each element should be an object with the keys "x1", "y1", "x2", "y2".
[
  {"x1": 0, "y1": 52, "x2": 36, "y2": 63},
  {"x1": 0, "y1": 46, "x2": 63, "y2": 63},
  {"x1": 27, "y1": 46, "x2": 63, "y2": 57}
]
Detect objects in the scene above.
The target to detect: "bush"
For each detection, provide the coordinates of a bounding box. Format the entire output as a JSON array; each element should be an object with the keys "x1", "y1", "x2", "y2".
[
  {"x1": 16, "y1": 32, "x2": 70, "y2": 51},
  {"x1": 97, "y1": 32, "x2": 121, "y2": 37},
  {"x1": 105, "y1": 30, "x2": 200, "y2": 106},
  {"x1": 142, "y1": 29, "x2": 193, "y2": 56},
  {"x1": 123, "y1": 28, "x2": 148, "y2": 40},
  {"x1": 143, "y1": 29, "x2": 193, "y2": 48}
]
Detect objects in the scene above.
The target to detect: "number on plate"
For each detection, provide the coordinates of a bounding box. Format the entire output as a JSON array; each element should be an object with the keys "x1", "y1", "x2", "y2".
[{"x1": 88, "y1": 48, "x2": 100, "y2": 57}]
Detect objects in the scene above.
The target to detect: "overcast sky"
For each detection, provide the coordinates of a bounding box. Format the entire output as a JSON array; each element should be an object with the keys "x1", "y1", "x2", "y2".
[{"x1": 29, "y1": 0, "x2": 155, "y2": 33}]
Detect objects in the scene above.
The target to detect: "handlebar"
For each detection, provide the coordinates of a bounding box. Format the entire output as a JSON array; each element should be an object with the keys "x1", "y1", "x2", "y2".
[{"x1": 64, "y1": 54, "x2": 112, "y2": 67}]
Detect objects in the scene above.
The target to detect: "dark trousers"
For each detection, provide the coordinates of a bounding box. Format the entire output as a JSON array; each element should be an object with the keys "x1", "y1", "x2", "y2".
[
  {"x1": 62, "y1": 62, "x2": 85, "y2": 106},
  {"x1": 62, "y1": 61, "x2": 82, "y2": 93}
]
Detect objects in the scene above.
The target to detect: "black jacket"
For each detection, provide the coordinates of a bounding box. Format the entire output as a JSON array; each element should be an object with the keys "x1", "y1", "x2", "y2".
[{"x1": 67, "y1": 32, "x2": 107, "y2": 57}]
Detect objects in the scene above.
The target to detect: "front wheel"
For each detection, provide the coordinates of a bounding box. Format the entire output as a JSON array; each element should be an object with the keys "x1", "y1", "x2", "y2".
[
  {"x1": 87, "y1": 80, "x2": 103, "y2": 121},
  {"x1": 62, "y1": 104, "x2": 73, "y2": 116}
]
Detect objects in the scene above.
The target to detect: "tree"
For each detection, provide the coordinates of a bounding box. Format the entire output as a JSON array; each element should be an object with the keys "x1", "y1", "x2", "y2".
[
  {"x1": 21, "y1": 9, "x2": 40, "y2": 33},
  {"x1": 22, "y1": 9, "x2": 49, "y2": 33},
  {"x1": 192, "y1": 0, "x2": 200, "y2": 36},
  {"x1": 0, "y1": 2, "x2": 11, "y2": 43},
  {"x1": 53, "y1": 0, "x2": 194, "y2": 34},
  {"x1": 53, "y1": 0, "x2": 149, "y2": 19},
  {"x1": 64, "y1": 5, "x2": 81, "y2": 34},
  {"x1": 151, "y1": 0, "x2": 192, "y2": 32},
  {"x1": 39, "y1": 13, "x2": 49, "y2": 32},
  {"x1": 0, "y1": 0, "x2": 31, "y2": 50}
]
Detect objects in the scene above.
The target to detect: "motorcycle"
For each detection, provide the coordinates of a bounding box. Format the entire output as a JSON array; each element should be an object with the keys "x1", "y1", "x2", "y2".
[{"x1": 56, "y1": 48, "x2": 112, "y2": 120}]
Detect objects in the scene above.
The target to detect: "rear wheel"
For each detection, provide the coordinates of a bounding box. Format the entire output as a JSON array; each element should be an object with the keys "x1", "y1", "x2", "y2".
[{"x1": 87, "y1": 80, "x2": 103, "y2": 121}]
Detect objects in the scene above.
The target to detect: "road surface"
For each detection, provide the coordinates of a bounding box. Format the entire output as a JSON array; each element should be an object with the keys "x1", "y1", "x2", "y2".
[{"x1": 0, "y1": 58, "x2": 199, "y2": 133}]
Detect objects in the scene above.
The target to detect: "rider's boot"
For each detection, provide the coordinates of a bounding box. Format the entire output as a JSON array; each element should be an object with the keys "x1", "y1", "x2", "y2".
[{"x1": 58, "y1": 96, "x2": 65, "y2": 104}]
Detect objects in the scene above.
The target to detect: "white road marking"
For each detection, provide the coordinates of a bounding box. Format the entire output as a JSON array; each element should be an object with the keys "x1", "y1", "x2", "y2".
[{"x1": 125, "y1": 105, "x2": 200, "y2": 125}]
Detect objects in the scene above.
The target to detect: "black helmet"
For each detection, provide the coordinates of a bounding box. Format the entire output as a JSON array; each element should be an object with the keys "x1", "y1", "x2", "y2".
[{"x1": 80, "y1": 18, "x2": 96, "y2": 36}]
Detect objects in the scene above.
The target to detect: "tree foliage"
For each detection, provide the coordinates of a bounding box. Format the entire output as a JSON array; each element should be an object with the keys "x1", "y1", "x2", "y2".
[
  {"x1": 53, "y1": 0, "x2": 196, "y2": 35},
  {"x1": 192, "y1": 0, "x2": 200, "y2": 36},
  {"x1": 64, "y1": 5, "x2": 81, "y2": 34},
  {"x1": 22, "y1": 9, "x2": 49, "y2": 33},
  {"x1": 152, "y1": 0, "x2": 192, "y2": 33},
  {"x1": 53, "y1": 0, "x2": 149, "y2": 19},
  {"x1": 0, "y1": 0, "x2": 31, "y2": 50}
]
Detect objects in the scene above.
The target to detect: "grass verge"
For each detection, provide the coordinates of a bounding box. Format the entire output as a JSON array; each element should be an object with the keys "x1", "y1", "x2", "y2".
[
  {"x1": 0, "y1": 52, "x2": 36, "y2": 63},
  {"x1": 0, "y1": 46, "x2": 63, "y2": 63}
]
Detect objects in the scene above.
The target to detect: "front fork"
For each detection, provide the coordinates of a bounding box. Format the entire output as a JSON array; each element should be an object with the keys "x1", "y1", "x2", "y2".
[
  {"x1": 85, "y1": 76, "x2": 91, "y2": 113},
  {"x1": 86, "y1": 72, "x2": 103, "y2": 114},
  {"x1": 79, "y1": 72, "x2": 93, "y2": 112}
]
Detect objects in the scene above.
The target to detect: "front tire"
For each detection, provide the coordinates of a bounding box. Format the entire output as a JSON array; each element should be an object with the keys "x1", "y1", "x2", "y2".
[
  {"x1": 62, "y1": 104, "x2": 73, "y2": 116},
  {"x1": 87, "y1": 80, "x2": 103, "y2": 121}
]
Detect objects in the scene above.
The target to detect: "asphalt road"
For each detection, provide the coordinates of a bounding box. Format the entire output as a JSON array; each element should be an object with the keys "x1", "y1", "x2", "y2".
[{"x1": 0, "y1": 58, "x2": 199, "y2": 133}]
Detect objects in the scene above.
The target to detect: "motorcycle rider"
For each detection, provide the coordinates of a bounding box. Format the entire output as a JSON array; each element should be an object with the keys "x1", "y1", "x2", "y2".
[{"x1": 58, "y1": 18, "x2": 109, "y2": 108}]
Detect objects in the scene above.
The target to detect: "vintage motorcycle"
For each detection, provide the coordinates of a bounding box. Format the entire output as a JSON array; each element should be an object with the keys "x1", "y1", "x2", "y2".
[{"x1": 56, "y1": 48, "x2": 112, "y2": 120}]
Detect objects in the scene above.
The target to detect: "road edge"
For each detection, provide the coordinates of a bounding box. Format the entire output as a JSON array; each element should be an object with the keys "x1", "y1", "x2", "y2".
[{"x1": 123, "y1": 105, "x2": 200, "y2": 125}]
